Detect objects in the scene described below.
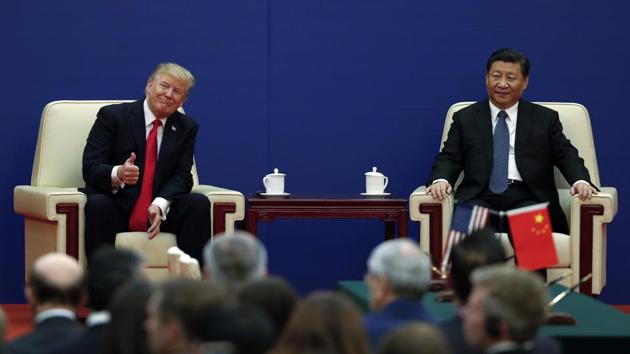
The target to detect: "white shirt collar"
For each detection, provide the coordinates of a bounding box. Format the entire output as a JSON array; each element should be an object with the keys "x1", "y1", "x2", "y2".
[
  {"x1": 489, "y1": 100, "x2": 519, "y2": 124},
  {"x1": 86, "y1": 310, "x2": 111, "y2": 327},
  {"x1": 143, "y1": 99, "x2": 168, "y2": 127},
  {"x1": 486, "y1": 340, "x2": 533, "y2": 353},
  {"x1": 35, "y1": 308, "x2": 76, "y2": 324}
]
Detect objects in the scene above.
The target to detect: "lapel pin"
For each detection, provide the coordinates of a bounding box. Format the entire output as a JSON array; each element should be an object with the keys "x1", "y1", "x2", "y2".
[{"x1": 171, "y1": 125, "x2": 176, "y2": 132}]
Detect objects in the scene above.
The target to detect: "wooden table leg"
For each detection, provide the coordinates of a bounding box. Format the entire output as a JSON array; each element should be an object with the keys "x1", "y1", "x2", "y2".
[
  {"x1": 398, "y1": 210, "x2": 408, "y2": 237},
  {"x1": 247, "y1": 210, "x2": 258, "y2": 237},
  {"x1": 385, "y1": 221, "x2": 395, "y2": 240}
]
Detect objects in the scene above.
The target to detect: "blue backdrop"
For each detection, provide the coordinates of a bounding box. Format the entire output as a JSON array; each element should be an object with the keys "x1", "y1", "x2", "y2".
[{"x1": 1, "y1": 1, "x2": 628, "y2": 304}]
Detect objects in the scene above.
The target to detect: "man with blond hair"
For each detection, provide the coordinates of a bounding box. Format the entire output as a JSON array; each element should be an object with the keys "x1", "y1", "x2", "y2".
[
  {"x1": 82, "y1": 63, "x2": 210, "y2": 262},
  {"x1": 6, "y1": 253, "x2": 85, "y2": 354},
  {"x1": 461, "y1": 265, "x2": 549, "y2": 354}
]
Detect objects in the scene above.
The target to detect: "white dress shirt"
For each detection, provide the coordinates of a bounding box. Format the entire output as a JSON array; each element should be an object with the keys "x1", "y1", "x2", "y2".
[
  {"x1": 85, "y1": 310, "x2": 111, "y2": 327},
  {"x1": 34, "y1": 308, "x2": 76, "y2": 324}
]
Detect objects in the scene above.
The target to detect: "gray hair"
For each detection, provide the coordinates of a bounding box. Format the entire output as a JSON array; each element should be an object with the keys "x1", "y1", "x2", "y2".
[
  {"x1": 367, "y1": 239, "x2": 431, "y2": 298},
  {"x1": 148, "y1": 62, "x2": 195, "y2": 93},
  {"x1": 203, "y1": 231, "x2": 268, "y2": 291},
  {"x1": 471, "y1": 265, "x2": 547, "y2": 342}
]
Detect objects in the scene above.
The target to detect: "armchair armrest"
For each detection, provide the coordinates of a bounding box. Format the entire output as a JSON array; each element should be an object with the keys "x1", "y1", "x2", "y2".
[
  {"x1": 14, "y1": 186, "x2": 86, "y2": 219},
  {"x1": 409, "y1": 185, "x2": 454, "y2": 267},
  {"x1": 568, "y1": 186, "x2": 617, "y2": 295},
  {"x1": 14, "y1": 185, "x2": 87, "y2": 275},
  {"x1": 192, "y1": 184, "x2": 245, "y2": 235}
]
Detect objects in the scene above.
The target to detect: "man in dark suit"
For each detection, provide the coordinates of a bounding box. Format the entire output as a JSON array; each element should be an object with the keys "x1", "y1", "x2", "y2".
[
  {"x1": 427, "y1": 48, "x2": 597, "y2": 234},
  {"x1": 363, "y1": 239, "x2": 435, "y2": 351},
  {"x1": 83, "y1": 62, "x2": 210, "y2": 262},
  {"x1": 6, "y1": 253, "x2": 85, "y2": 354},
  {"x1": 461, "y1": 266, "x2": 549, "y2": 354}
]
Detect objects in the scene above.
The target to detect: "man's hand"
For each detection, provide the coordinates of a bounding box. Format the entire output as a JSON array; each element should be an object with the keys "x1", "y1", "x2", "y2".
[
  {"x1": 117, "y1": 152, "x2": 140, "y2": 185},
  {"x1": 427, "y1": 180, "x2": 452, "y2": 200},
  {"x1": 570, "y1": 181, "x2": 598, "y2": 201},
  {"x1": 147, "y1": 204, "x2": 162, "y2": 240}
]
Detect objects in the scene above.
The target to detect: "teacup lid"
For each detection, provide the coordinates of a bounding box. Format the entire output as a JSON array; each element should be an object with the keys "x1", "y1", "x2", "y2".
[
  {"x1": 365, "y1": 167, "x2": 384, "y2": 177},
  {"x1": 269, "y1": 168, "x2": 285, "y2": 176}
]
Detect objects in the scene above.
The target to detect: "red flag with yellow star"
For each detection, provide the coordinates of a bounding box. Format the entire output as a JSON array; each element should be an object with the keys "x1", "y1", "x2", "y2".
[{"x1": 506, "y1": 203, "x2": 559, "y2": 270}]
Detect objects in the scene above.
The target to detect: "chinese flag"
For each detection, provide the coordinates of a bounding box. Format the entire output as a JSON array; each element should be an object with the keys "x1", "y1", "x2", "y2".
[{"x1": 506, "y1": 203, "x2": 559, "y2": 271}]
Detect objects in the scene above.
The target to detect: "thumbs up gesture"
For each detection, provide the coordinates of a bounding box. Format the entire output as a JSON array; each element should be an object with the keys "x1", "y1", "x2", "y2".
[{"x1": 117, "y1": 152, "x2": 140, "y2": 185}]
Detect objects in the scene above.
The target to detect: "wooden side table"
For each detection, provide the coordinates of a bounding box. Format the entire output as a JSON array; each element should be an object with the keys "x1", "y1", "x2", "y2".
[{"x1": 247, "y1": 195, "x2": 408, "y2": 239}]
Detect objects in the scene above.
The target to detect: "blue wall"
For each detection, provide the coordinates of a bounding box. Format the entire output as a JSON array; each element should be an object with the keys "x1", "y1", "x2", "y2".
[{"x1": 2, "y1": 1, "x2": 628, "y2": 304}]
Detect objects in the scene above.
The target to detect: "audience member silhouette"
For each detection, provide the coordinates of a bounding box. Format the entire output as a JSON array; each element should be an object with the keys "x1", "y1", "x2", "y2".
[
  {"x1": 378, "y1": 323, "x2": 450, "y2": 354},
  {"x1": 203, "y1": 231, "x2": 267, "y2": 293},
  {"x1": 363, "y1": 239, "x2": 434, "y2": 350},
  {"x1": 7, "y1": 253, "x2": 84, "y2": 354},
  {"x1": 237, "y1": 276, "x2": 298, "y2": 343},
  {"x1": 272, "y1": 291, "x2": 370, "y2": 354},
  {"x1": 103, "y1": 280, "x2": 153, "y2": 354}
]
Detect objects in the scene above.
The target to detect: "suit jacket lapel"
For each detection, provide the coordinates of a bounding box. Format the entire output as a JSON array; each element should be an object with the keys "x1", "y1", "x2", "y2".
[
  {"x1": 515, "y1": 99, "x2": 534, "y2": 152},
  {"x1": 132, "y1": 101, "x2": 147, "y2": 169},
  {"x1": 474, "y1": 99, "x2": 493, "y2": 168}
]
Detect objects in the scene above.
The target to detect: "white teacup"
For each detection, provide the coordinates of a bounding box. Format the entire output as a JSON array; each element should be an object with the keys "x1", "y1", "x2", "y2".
[
  {"x1": 365, "y1": 167, "x2": 388, "y2": 194},
  {"x1": 263, "y1": 168, "x2": 286, "y2": 194}
]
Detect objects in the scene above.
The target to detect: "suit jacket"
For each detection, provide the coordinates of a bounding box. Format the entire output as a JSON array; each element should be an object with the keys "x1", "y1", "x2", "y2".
[
  {"x1": 82, "y1": 100, "x2": 198, "y2": 211},
  {"x1": 438, "y1": 314, "x2": 562, "y2": 354},
  {"x1": 429, "y1": 99, "x2": 592, "y2": 233},
  {"x1": 45, "y1": 323, "x2": 107, "y2": 354},
  {"x1": 363, "y1": 298, "x2": 435, "y2": 351},
  {"x1": 6, "y1": 316, "x2": 84, "y2": 354}
]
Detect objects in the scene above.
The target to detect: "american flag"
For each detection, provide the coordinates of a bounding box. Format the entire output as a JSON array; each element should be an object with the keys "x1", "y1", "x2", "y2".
[{"x1": 440, "y1": 204, "x2": 491, "y2": 275}]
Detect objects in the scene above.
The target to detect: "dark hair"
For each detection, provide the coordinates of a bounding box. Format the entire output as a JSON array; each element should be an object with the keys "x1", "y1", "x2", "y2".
[
  {"x1": 237, "y1": 276, "x2": 298, "y2": 337},
  {"x1": 88, "y1": 246, "x2": 143, "y2": 311},
  {"x1": 29, "y1": 268, "x2": 83, "y2": 307},
  {"x1": 486, "y1": 48, "x2": 530, "y2": 77},
  {"x1": 272, "y1": 292, "x2": 370, "y2": 354},
  {"x1": 378, "y1": 323, "x2": 449, "y2": 354},
  {"x1": 104, "y1": 280, "x2": 153, "y2": 354},
  {"x1": 200, "y1": 304, "x2": 276, "y2": 354},
  {"x1": 450, "y1": 228, "x2": 507, "y2": 303},
  {"x1": 156, "y1": 278, "x2": 228, "y2": 343}
]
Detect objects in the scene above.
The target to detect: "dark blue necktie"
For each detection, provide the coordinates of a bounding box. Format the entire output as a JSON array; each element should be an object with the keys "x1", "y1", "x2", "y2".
[{"x1": 489, "y1": 111, "x2": 509, "y2": 193}]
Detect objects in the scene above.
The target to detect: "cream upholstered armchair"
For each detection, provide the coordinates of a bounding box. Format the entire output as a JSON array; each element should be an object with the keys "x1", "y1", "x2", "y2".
[
  {"x1": 14, "y1": 100, "x2": 245, "y2": 280},
  {"x1": 409, "y1": 102, "x2": 617, "y2": 296}
]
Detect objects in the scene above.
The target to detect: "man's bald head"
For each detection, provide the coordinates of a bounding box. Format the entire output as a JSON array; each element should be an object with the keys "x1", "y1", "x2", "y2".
[{"x1": 28, "y1": 253, "x2": 84, "y2": 309}]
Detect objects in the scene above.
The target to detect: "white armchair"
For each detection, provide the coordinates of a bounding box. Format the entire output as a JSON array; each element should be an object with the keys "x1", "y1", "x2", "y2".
[
  {"x1": 14, "y1": 100, "x2": 245, "y2": 280},
  {"x1": 410, "y1": 102, "x2": 617, "y2": 296}
]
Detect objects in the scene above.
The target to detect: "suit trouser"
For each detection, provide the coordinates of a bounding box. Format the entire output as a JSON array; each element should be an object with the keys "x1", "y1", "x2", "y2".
[
  {"x1": 466, "y1": 182, "x2": 549, "y2": 279},
  {"x1": 85, "y1": 192, "x2": 211, "y2": 263}
]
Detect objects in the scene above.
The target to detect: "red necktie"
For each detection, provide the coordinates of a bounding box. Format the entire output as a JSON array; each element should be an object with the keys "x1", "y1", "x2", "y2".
[{"x1": 129, "y1": 119, "x2": 162, "y2": 231}]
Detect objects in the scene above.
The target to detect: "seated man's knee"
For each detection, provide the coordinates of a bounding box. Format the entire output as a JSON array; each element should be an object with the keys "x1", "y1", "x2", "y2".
[{"x1": 188, "y1": 193, "x2": 210, "y2": 208}]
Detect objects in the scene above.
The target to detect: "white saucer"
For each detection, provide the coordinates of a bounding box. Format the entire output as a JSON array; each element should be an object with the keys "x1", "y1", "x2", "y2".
[
  {"x1": 360, "y1": 192, "x2": 391, "y2": 197},
  {"x1": 260, "y1": 192, "x2": 291, "y2": 197}
]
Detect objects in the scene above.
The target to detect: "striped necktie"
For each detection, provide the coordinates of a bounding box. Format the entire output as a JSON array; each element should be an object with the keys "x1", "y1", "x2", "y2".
[{"x1": 489, "y1": 110, "x2": 509, "y2": 193}]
